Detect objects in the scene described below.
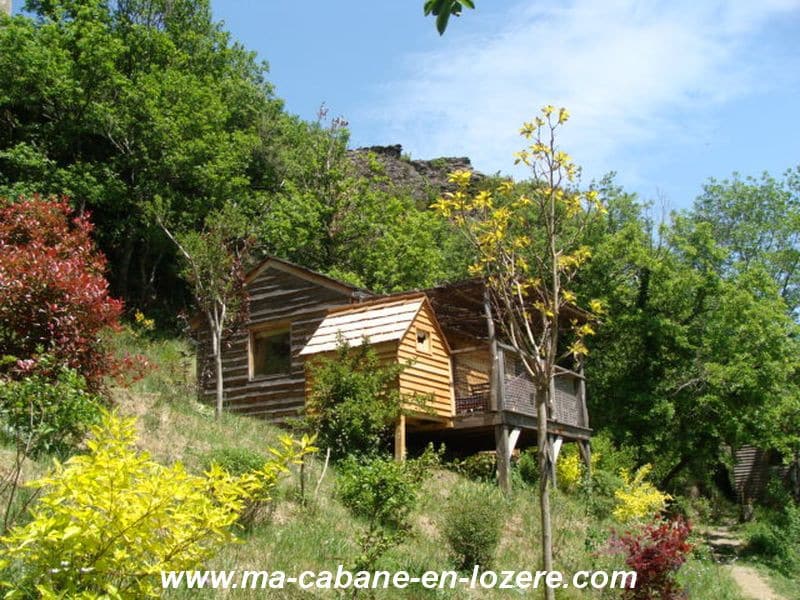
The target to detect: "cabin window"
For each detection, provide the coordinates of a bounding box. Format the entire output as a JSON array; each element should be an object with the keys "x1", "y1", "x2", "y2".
[
  {"x1": 416, "y1": 328, "x2": 431, "y2": 353},
  {"x1": 251, "y1": 327, "x2": 291, "y2": 378}
]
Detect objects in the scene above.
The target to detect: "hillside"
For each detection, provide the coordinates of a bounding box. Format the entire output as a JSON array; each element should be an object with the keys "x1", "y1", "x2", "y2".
[{"x1": 102, "y1": 334, "x2": 746, "y2": 600}]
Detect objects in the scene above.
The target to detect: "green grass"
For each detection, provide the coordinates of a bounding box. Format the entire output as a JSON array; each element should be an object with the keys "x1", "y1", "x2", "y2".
[
  {"x1": 0, "y1": 331, "x2": 767, "y2": 599},
  {"x1": 678, "y1": 560, "x2": 744, "y2": 600},
  {"x1": 122, "y1": 331, "x2": 746, "y2": 600}
]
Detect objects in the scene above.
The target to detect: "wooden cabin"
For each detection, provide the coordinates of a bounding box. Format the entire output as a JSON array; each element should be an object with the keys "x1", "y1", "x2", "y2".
[
  {"x1": 299, "y1": 295, "x2": 453, "y2": 420},
  {"x1": 732, "y1": 445, "x2": 798, "y2": 503},
  {"x1": 195, "y1": 256, "x2": 592, "y2": 489},
  {"x1": 195, "y1": 256, "x2": 369, "y2": 421},
  {"x1": 299, "y1": 295, "x2": 454, "y2": 457}
]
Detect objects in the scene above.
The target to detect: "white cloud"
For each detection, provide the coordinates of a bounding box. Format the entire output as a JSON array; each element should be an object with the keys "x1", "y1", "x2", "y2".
[{"x1": 358, "y1": 0, "x2": 800, "y2": 186}]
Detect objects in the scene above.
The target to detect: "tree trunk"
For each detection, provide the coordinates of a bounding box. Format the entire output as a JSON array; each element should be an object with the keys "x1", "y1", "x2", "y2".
[
  {"x1": 537, "y1": 384, "x2": 555, "y2": 600},
  {"x1": 214, "y1": 343, "x2": 223, "y2": 420},
  {"x1": 115, "y1": 234, "x2": 136, "y2": 303},
  {"x1": 211, "y1": 322, "x2": 224, "y2": 420},
  {"x1": 659, "y1": 455, "x2": 690, "y2": 490}
]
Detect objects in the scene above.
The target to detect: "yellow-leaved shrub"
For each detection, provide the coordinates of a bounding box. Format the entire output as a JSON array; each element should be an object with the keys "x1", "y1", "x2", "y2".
[
  {"x1": 556, "y1": 451, "x2": 583, "y2": 492},
  {"x1": 612, "y1": 464, "x2": 671, "y2": 523},
  {"x1": 0, "y1": 412, "x2": 314, "y2": 599}
]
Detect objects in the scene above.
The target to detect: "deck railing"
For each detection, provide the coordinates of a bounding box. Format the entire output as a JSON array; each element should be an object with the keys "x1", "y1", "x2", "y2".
[{"x1": 453, "y1": 345, "x2": 588, "y2": 429}]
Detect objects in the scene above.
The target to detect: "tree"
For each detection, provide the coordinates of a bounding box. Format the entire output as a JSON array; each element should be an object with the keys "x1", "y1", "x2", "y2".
[
  {"x1": 0, "y1": 197, "x2": 123, "y2": 391},
  {"x1": 423, "y1": 0, "x2": 475, "y2": 34},
  {"x1": 692, "y1": 169, "x2": 800, "y2": 314},
  {"x1": 157, "y1": 203, "x2": 252, "y2": 419},
  {"x1": 304, "y1": 340, "x2": 405, "y2": 461},
  {"x1": 577, "y1": 178, "x2": 800, "y2": 489},
  {"x1": 0, "y1": 0, "x2": 286, "y2": 314},
  {"x1": 433, "y1": 106, "x2": 603, "y2": 598},
  {"x1": 260, "y1": 109, "x2": 466, "y2": 292}
]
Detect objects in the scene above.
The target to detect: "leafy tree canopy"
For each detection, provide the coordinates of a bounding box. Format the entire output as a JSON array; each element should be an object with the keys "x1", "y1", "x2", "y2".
[
  {"x1": 0, "y1": 0, "x2": 286, "y2": 314},
  {"x1": 577, "y1": 175, "x2": 800, "y2": 488}
]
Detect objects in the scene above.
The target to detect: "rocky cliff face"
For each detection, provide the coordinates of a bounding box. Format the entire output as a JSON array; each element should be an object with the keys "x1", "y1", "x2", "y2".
[{"x1": 348, "y1": 144, "x2": 483, "y2": 205}]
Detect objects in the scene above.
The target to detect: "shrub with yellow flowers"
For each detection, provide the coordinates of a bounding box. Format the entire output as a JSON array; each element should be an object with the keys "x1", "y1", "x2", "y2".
[
  {"x1": 0, "y1": 412, "x2": 314, "y2": 598},
  {"x1": 133, "y1": 310, "x2": 155, "y2": 332},
  {"x1": 556, "y1": 450, "x2": 584, "y2": 492},
  {"x1": 612, "y1": 464, "x2": 671, "y2": 523}
]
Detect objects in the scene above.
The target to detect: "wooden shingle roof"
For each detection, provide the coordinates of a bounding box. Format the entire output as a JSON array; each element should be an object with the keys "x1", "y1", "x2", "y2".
[{"x1": 298, "y1": 296, "x2": 426, "y2": 356}]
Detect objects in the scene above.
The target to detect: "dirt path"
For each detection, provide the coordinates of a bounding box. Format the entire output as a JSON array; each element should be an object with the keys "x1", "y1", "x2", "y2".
[
  {"x1": 728, "y1": 565, "x2": 786, "y2": 600},
  {"x1": 704, "y1": 526, "x2": 787, "y2": 600}
]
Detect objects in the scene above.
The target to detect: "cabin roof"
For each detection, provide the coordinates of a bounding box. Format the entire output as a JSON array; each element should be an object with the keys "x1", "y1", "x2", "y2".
[
  {"x1": 423, "y1": 277, "x2": 593, "y2": 340},
  {"x1": 245, "y1": 255, "x2": 373, "y2": 296},
  {"x1": 299, "y1": 295, "x2": 429, "y2": 356}
]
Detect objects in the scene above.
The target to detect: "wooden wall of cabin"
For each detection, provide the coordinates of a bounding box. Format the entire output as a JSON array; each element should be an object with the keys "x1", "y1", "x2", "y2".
[
  {"x1": 196, "y1": 265, "x2": 353, "y2": 422},
  {"x1": 398, "y1": 304, "x2": 454, "y2": 420},
  {"x1": 733, "y1": 445, "x2": 791, "y2": 502},
  {"x1": 302, "y1": 308, "x2": 455, "y2": 423},
  {"x1": 303, "y1": 340, "x2": 399, "y2": 401},
  {"x1": 452, "y1": 348, "x2": 491, "y2": 400}
]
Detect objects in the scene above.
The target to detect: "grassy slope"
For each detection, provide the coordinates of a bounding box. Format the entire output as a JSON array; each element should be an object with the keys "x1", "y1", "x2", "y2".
[
  {"x1": 115, "y1": 334, "x2": 742, "y2": 599},
  {"x1": 3, "y1": 332, "x2": 745, "y2": 599}
]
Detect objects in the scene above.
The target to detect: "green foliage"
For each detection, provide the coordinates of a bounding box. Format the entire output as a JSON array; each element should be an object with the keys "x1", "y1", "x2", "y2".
[
  {"x1": 0, "y1": 0, "x2": 285, "y2": 313},
  {"x1": 336, "y1": 455, "x2": 428, "y2": 571},
  {"x1": 0, "y1": 358, "x2": 102, "y2": 457},
  {"x1": 441, "y1": 480, "x2": 505, "y2": 571},
  {"x1": 423, "y1": 0, "x2": 475, "y2": 34},
  {"x1": 693, "y1": 169, "x2": 800, "y2": 313},
  {"x1": 170, "y1": 203, "x2": 253, "y2": 317},
  {"x1": 259, "y1": 113, "x2": 466, "y2": 294},
  {"x1": 0, "y1": 411, "x2": 311, "y2": 598},
  {"x1": 304, "y1": 340, "x2": 404, "y2": 461},
  {"x1": 201, "y1": 447, "x2": 266, "y2": 476},
  {"x1": 336, "y1": 456, "x2": 426, "y2": 533},
  {"x1": 515, "y1": 448, "x2": 540, "y2": 486},
  {"x1": 745, "y1": 497, "x2": 800, "y2": 576},
  {"x1": 578, "y1": 174, "x2": 800, "y2": 487},
  {"x1": 0, "y1": 1, "x2": 472, "y2": 314},
  {"x1": 585, "y1": 469, "x2": 625, "y2": 520},
  {"x1": 452, "y1": 452, "x2": 496, "y2": 483},
  {"x1": 210, "y1": 433, "x2": 318, "y2": 529},
  {"x1": 591, "y1": 430, "x2": 637, "y2": 476}
]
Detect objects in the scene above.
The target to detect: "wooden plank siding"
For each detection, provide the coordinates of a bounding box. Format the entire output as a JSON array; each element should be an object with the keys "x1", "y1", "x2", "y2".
[
  {"x1": 732, "y1": 445, "x2": 791, "y2": 502},
  {"x1": 197, "y1": 263, "x2": 357, "y2": 421},
  {"x1": 301, "y1": 298, "x2": 455, "y2": 423},
  {"x1": 452, "y1": 349, "x2": 491, "y2": 400},
  {"x1": 397, "y1": 302, "x2": 454, "y2": 419}
]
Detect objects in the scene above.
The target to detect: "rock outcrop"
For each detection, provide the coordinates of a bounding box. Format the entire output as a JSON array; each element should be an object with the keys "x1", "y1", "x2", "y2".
[{"x1": 348, "y1": 144, "x2": 483, "y2": 205}]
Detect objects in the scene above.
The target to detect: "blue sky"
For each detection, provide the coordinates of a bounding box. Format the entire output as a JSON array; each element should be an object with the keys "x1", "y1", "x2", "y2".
[{"x1": 211, "y1": 1, "x2": 800, "y2": 210}]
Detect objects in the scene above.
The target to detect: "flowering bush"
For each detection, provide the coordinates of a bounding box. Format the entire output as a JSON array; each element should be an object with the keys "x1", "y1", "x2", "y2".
[
  {"x1": 612, "y1": 518, "x2": 693, "y2": 600},
  {"x1": 613, "y1": 464, "x2": 671, "y2": 523},
  {"x1": 0, "y1": 198, "x2": 123, "y2": 391},
  {"x1": 557, "y1": 449, "x2": 584, "y2": 492},
  {"x1": 133, "y1": 310, "x2": 155, "y2": 332},
  {"x1": 0, "y1": 412, "x2": 313, "y2": 598}
]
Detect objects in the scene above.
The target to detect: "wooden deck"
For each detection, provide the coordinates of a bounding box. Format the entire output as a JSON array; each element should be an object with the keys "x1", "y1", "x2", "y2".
[{"x1": 452, "y1": 343, "x2": 589, "y2": 434}]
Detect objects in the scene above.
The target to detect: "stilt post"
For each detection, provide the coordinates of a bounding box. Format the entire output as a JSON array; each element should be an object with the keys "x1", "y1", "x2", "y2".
[
  {"x1": 394, "y1": 414, "x2": 406, "y2": 461},
  {"x1": 495, "y1": 424, "x2": 511, "y2": 494}
]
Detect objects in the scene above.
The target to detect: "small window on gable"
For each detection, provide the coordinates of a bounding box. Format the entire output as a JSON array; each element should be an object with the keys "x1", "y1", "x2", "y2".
[
  {"x1": 416, "y1": 328, "x2": 431, "y2": 353},
  {"x1": 251, "y1": 327, "x2": 291, "y2": 378}
]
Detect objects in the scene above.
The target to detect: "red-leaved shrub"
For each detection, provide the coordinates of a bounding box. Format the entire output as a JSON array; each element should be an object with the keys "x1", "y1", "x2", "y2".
[
  {"x1": 611, "y1": 517, "x2": 693, "y2": 600},
  {"x1": 0, "y1": 197, "x2": 124, "y2": 391}
]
